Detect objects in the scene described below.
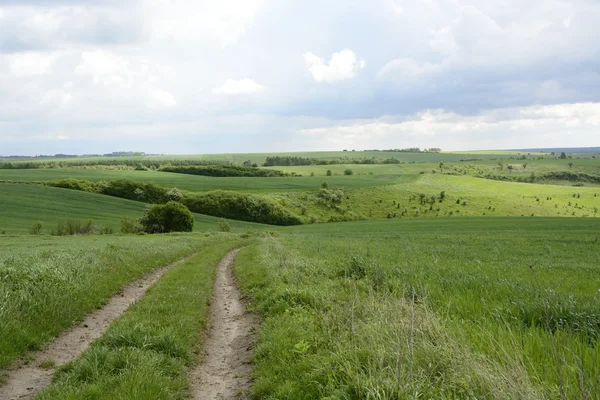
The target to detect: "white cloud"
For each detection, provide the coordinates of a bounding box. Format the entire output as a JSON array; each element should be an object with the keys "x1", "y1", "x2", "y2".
[
  {"x1": 298, "y1": 103, "x2": 600, "y2": 150},
  {"x1": 378, "y1": 58, "x2": 442, "y2": 79},
  {"x1": 145, "y1": 0, "x2": 265, "y2": 46},
  {"x1": 74, "y1": 50, "x2": 132, "y2": 88},
  {"x1": 212, "y1": 78, "x2": 265, "y2": 95},
  {"x1": 145, "y1": 89, "x2": 177, "y2": 108},
  {"x1": 303, "y1": 49, "x2": 365, "y2": 83},
  {"x1": 5, "y1": 52, "x2": 59, "y2": 77}
]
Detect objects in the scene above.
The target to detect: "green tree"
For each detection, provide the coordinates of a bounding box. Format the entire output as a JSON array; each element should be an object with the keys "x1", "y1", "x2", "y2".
[
  {"x1": 560, "y1": 152, "x2": 567, "y2": 159},
  {"x1": 326, "y1": 169, "x2": 332, "y2": 176},
  {"x1": 344, "y1": 168, "x2": 354, "y2": 175},
  {"x1": 139, "y1": 201, "x2": 194, "y2": 234}
]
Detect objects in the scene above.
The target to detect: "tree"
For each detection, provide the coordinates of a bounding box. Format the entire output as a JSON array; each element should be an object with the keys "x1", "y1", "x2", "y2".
[
  {"x1": 522, "y1": 163, "x2": 528, "y2": 169},
  {"x1": 344, "y1": 168, "x2": 354, "y2": 175},
  {"x1": 326, "y1": 169, "x2": 332, "y2": 176},
  {"x1": 568, "y1": 162, "x2": 574, "y2": 168},
  {"x1": 507, "y1": 165, "x2": 514, "y2": 173},
  {"x1": 560, "y1": 152, "x2": 567, "y2": 159},
  {"x1": 139, "y1": 201, "x2": 194, "y2": 233}
]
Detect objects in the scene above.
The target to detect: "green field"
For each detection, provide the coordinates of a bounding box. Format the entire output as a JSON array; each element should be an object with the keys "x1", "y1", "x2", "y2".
[
  {"x1": 236, "y1": 218, "x2": 600, "y2": 398},
  {"x1": 1, "y1": 149, "x2": 599, "y2": 399}
]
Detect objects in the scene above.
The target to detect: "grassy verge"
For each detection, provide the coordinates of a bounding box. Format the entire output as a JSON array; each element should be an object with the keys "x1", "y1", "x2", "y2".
[
  {"x1": 37, "y1": 235, "x2": 245, "y2": 399},
  {"x1": 0, "y1": 235, "x2": 206, "y2": 370},
  {"x1": 234, "y1": 219, "x2": 600, "y2": 398}
]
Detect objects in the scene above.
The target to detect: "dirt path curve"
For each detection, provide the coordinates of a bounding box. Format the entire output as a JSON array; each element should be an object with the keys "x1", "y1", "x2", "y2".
[
  {"x1": 0, "y1": 252, "x2": 199, "y2": 400},
  {"x1": 190, "y1": 249, "x2": 257, "y2": 400}
]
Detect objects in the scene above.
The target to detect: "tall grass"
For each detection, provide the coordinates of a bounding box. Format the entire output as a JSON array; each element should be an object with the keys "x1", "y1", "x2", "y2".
[
  {"x1": 0, "y1": 234, "x2": 210, "y2": 369},
  {"x1": 234, "y1": 223, "x2": 600, "y2": 398}
]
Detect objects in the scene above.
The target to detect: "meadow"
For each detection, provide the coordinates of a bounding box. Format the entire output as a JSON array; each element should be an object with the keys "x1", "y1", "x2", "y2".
[
  {"x1": 236, "y1": 218, "x2": 600, "y2": 399},
  {"x1": 1, "y1": 149, "x2": 599, "y2": 399}
]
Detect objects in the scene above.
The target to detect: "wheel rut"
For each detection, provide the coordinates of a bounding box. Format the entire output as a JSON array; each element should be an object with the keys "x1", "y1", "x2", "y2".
[
  {"x1": 190, "y1": 249, "x2": 257, "y2": 400},
  {"x1": 0, "y1": 252, "x2": 198, "y2": 400}
]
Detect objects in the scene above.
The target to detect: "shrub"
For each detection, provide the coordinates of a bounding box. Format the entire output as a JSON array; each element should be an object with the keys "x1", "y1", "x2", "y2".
[
  {"x1": 99, "y1": 179, "x2": 168, "y2": 204},
  {"x1": 183, "y1": 191, "x2": 302, "y2": 226},
  {"x1": 316, "y1": 188, "x2": 344, "y2": 204},
  {"x1": 53, "y1": 220, "x2": 95, "y2": 236},
  {"x1": 139, "y1": 201, "x2": 194, "y2": 234},
  {"x1": 326, "y1": 170, "x2": 332, "y2": 176},
  {"x1": 344, "y1": 168, "x2": 353, "y2": 175},
  {"x1": 120, "y1": 218, "x2": 142, "y2": 234},
  {"x1": 46, "y1": 179, "x2": 96, "y2": 192},
  {"x1": 217, "y1": 218, "x2": 232, "y2": 232},
  {"x1": 165, "y1": 188, "x2": 183, "y2": 202},
  {"x1": 29, "y1": 221, "x2": 43, "y2": 235},
  {"x1": 160, "y1": 165, "x2": 288, "y2": 177}
]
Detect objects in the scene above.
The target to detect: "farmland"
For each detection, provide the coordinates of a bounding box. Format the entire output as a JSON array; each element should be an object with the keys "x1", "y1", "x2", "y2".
[{"x1": 1, "y1": 149, "x2": 599, "y2": 399}]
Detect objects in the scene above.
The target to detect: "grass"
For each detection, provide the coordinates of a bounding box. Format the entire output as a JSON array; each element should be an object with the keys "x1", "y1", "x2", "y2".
[
  {"x1": 0, "y1": 234, "x2": 211, "y2": 369},
  {"x1": 275, "y1": 173, "x2": 600, "y2": 223},
  {"x1": 0, "y1": 183, "x2": 268, "y2": 233},
  {"x1": 235, "y1": 218, "x2": 600, "y2": 398},
  {"x1": 37, "y1": 235, "x2": 245, "y2": 400}
]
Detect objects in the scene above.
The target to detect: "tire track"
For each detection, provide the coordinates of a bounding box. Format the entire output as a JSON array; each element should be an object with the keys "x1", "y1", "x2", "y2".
[
  {"x1": 190, "y1": 249, "x2": 257, "y2": 400},
  {"x1": 0, "y1": 252, "x2": 199, "y2": 400}
]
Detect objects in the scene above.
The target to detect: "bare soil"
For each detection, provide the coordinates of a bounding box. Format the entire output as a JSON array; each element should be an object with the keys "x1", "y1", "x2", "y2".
[
  {"x1": 189, "y1": 249, "x2": 257, "y2": 400},
  {"x1": 0, "y1": 253, "x2": 198, "y2": 400}
]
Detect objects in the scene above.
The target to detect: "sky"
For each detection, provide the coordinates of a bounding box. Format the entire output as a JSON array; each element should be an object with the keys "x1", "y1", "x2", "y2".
[{"x1": 0, "y1": 0, "x2": 599, "y2": 155}]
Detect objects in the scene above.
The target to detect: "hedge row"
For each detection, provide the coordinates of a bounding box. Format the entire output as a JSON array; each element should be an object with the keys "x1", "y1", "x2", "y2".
[
  {"x1": 160, "y1": 165, "x2": 289, "y2": 177},
  {"x1": 45, "y1": 179, "x2": 302, "y2": 226}
]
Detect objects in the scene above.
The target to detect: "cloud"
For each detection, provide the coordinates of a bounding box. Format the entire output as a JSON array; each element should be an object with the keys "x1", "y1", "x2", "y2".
[
  {"x1": 298, "y1": 103, "x2": 600, "y2": 150},
  {"x1": 3, "y1": 51, "x2": 59, "y2": 77},
  {"x1": 212, "y1": 78, "x2": 265, "y2": 95},
  {"x1": 303, "y1": 49, "x2": 365, "y2": 83},
  {"x1": 145, "y1": 89, "x2": 177, "y2": 108},
  {"x1": 377, "y1": 58, "x2": 442, "y2": 79},
  {"x1": 144, "y1": 0, "x2": 265, "y2": 47}
]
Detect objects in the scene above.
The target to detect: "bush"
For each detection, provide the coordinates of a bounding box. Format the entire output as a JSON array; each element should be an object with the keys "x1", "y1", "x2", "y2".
[
  {"x1": 217, "y1": 218, "x2": 232, "y2": 232},
  {"x1": 29, "y1": 221, "x2": 43, "y2": 235},
  {"x1": 139, "y1": 201, "x2": 194, "y2": 234},
  {"x1": 326, "y1": 170, "x2": 332, "y2": 176},
  {"x1": 46, "y1": 179, "x2": 96, "y2": 193},
  {"x1": 344, "y1": 168, "x2": 354, "y2": 175},
  {"x1": 183, "y1": 191, "x2": 303, "y2": 226},
  {"x1": 120, "y1": 218, "x2": 142, "y2": 234},
  {"x1": 160, "y1": 165, "x2": 288, "y2": 177},
  {"x1": 99, "y1": 180, "x2": 168, "y2": 204},
  {"x1": 53, "y1": 220, "x2": 95, "y2": 236}
]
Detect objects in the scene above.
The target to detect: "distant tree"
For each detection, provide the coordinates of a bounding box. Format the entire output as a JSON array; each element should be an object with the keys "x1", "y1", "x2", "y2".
[
  {"x1": 497, "y1": 161, "x2": 504, "y2": 170},
  {"x1": 568, "y1": 162, "x2": 574, "y2": 168},
  {"x1": 440, "y1": 191, "x2": 446, "y2": 200},
  {"x1": 321, "y1": 181, "x2": 329, "y2": 189},
  {"x1": 439, "y1": 162, "x2": 444, "y2": 170},
  {"x1": 507, "y1": 165, "x2": 514, "y2": 173},
  {"x1": 522, "y1": 163, "x2": 528, "y2": 169},
  {"x1": 326, "y1": 169, "x2": 332, "y2": 176},
  {"x1": 139, "y1": 201, "x2": 194, "y2": 234},
  {"x1": 344, "y1": 168, "x2": 354, "y2": 175},
  {"x1": 560, "y1": 152, "x2": 567, "y2": 159}
]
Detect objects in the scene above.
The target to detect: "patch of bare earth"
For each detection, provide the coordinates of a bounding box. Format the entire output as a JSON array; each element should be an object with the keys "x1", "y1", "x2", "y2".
[
  {"x1": 190, "y1": 249, "x2": 257, "y2": 400},
  {"x1": 0, "y1": 253, "x2": 198, "y2": 400}
]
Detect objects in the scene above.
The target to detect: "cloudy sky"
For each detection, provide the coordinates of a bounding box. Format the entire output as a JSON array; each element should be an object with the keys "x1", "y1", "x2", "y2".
[{"x1": 1, "y1": 0, "x2": 599, "y2": 155}]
